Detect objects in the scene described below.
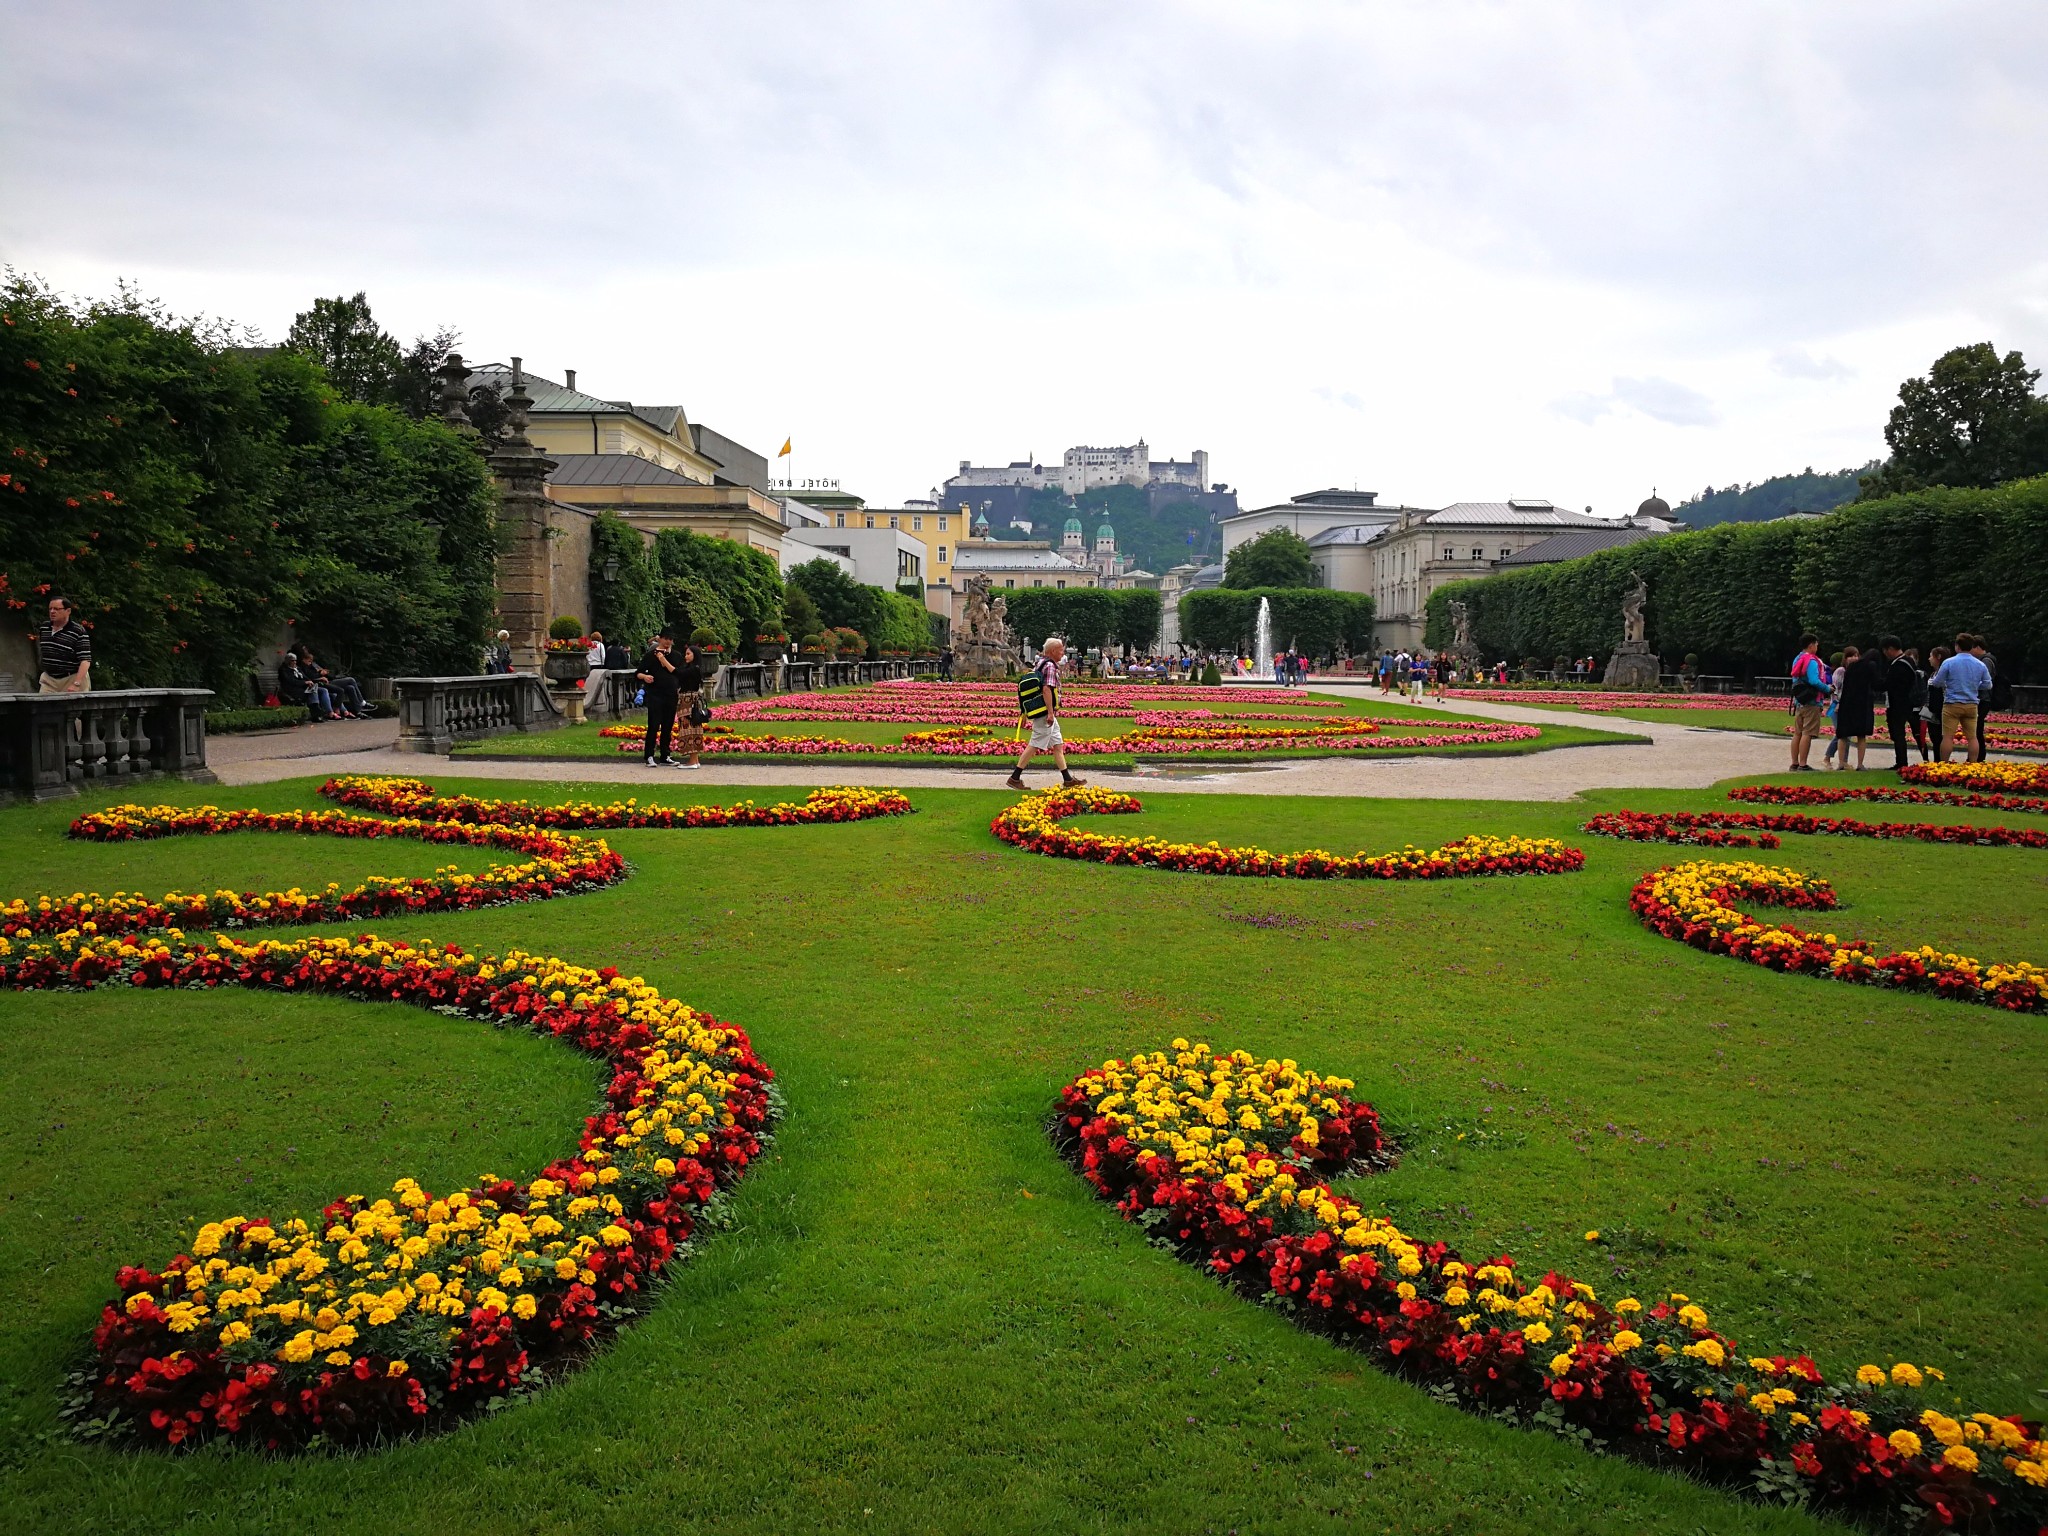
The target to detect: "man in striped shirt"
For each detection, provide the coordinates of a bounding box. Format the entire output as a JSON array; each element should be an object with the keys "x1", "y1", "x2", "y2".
[{"x1": 36, "y1": 595, "x2": 92, "y2": 693}]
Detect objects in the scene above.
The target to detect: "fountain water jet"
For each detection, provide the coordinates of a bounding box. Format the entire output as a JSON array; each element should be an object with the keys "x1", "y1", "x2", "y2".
[{"x1": 1252, "y1": 596, "x2": 1273, "y2": 679}]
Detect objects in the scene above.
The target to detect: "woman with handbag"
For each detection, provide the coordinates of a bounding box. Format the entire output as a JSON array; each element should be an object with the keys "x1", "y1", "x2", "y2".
[{"x1": 673, "y1": 643, "x2": 708, "y2": 769}]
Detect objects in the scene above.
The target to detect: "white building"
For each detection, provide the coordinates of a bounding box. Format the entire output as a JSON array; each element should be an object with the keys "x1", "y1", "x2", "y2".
[
  {"x1": 784, "y1": 525, "x2": 925, "y2": 590},
  {"x1": 946, "y1": 441, "x2": 1212, "y2": 498}
]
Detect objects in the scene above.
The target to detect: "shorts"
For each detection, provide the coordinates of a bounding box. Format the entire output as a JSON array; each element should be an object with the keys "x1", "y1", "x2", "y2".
[
  {"x1": 1793, "y1": 704, "x2": 1825, "y2": 735},
  {"x1": 1028, "y1": 716, "x2": 1064, "y2": 751},
  {"x1": 1940, "y1": 701, "x2": 1978, "y2": 745}
]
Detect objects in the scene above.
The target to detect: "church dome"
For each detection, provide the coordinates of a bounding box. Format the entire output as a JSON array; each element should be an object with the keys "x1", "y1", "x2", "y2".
[
  {"x1": 1096, "y1": 522, "x2": 1115, "y2": 540},
  {"x1": 1064, "y1": 516, "x2": 1084, "y2": 533},
  {"x1": 1636, "y1": 490, "x2": 1671, "y2": 520}
]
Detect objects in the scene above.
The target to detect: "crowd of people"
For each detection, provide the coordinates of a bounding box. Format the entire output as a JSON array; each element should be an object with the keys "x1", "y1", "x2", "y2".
[{"x1": 1786, "y1": 631, "x2": 2011, "y2": 773}]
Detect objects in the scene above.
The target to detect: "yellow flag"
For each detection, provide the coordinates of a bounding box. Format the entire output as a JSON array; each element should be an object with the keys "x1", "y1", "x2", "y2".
[{"x1": 778, "y1": 438, "x2": 792, "y2": 457}]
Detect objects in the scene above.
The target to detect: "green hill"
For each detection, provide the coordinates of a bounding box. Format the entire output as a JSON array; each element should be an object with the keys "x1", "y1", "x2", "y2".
[
  {"x1": 1023, "y1": 484, "x2": 1219, "y2": 573},
  {"x1": 1676, "y1": 463, "x2": 1877, "y2": 526}
]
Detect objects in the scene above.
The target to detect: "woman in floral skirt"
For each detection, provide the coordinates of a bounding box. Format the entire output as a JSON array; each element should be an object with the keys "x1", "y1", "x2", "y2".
[{"x1": 671, "y1": 643, "x2": 707, "y2": 769}]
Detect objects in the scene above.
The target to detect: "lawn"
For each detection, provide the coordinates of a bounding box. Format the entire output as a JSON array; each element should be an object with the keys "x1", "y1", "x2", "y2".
[
  {"x1": 454, "y1": 683, "x2": 1641, "y2": 766},
  {"x1": 1, "y1": 769, "x2": 2043, "y2": 1535}
]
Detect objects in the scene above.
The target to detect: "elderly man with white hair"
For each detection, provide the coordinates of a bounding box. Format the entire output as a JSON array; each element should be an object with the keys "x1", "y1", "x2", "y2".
[{"x1": 1006, "y1": 637, "x2": 1086, "y2": 792}]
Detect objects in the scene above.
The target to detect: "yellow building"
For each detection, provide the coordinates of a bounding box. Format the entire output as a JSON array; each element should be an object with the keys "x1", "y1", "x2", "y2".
[{"x1": 816, "y1": 504, "x2": 965, "y2": 614}]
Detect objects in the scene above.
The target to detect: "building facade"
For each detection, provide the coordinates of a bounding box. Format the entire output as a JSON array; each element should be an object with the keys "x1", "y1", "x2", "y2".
[{"x1": 945, "y1": 441, "x2": 1212, "y2": 499}]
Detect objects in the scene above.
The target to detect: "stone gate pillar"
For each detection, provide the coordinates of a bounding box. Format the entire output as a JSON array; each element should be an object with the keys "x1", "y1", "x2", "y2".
[{"x1": 485, "y1": 360, "x2": 558, "y2": 675}]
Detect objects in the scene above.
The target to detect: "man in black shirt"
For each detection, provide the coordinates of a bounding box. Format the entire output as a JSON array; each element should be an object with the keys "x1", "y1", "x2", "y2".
[
  {"x1": 1880, "y1": 636, "x2": 1917, "y2": 773},
  {"x1": 36, "y1": 595, "x2": 92, "y2": 693},
  {"x1": 636, "y1": 632, "x2": 682, "y2": 766}
]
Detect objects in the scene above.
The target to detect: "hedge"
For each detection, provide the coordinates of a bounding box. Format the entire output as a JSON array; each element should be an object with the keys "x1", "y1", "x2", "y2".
[
  {"x1": 1177, "y1": 588, "x2": 1375, "y2": 657},
  {"x1": 1004, "y1": 588, "x2": 1160, "y2": 653},
  {"x1": 1423, "y1": 476, "x2": 2048, "y2": 682}
]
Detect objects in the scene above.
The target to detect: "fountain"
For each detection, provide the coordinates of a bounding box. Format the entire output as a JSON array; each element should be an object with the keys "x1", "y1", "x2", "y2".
[{"x1": 1252, "y1": 596, "x2": 1273, "y2": 678}]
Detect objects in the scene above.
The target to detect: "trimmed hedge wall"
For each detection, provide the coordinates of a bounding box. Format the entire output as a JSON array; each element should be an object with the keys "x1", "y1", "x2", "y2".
[
  {"x1": 1178, "y1": 588, "x2": 1375, "y2": 657},
  {"x1": 1423, "y1": 476, "x2": 2048, "y2": 682}
]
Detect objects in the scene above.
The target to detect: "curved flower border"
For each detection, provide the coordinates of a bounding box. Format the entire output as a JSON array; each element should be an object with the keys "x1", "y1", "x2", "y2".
[
  {"x1": 1055, "y1": 1042, "x2": 2048, "y2": 1531},
  {"x1": 2, "y1": 782, "x2": 910, "y2": 941},
  {"x1": 593, "y1": 719, "x2": 1541, "y2": 758},
  {"x1": 1628, "y1": 861, "x2": 2044, "y2": 1012},
  {"x1": 1903, "y1": 763, "x2": 2048, "y2": 794},
  {"x1": 5, "y1": 930, "x2": 773, "y2": 1448},
  {"x1": 1584, "y1": 808, "x2": 2048, "y2": 851},
  {"x1": 992, "y1": 786, "x2": 1584, "y2": 879},
  {"x1": 1729, "y1": 784, "x2": 2048, "y2": 817}
]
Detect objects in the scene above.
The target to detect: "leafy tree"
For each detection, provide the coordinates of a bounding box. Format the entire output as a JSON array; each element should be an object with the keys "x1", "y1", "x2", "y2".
[
  {"x1": 785, "y1": 558, "x2": 870, "y2": 632},
  {"x1": 388, "y1": 326, "x2": 462, "y2": 421},
  {"x1": 662, "y1": 573, "x2": 739, "y2": 652},
  {"x1": 589, "y1": 512, "x2": 663, "y2": 648},
  {"x1": 1859, "y1": 343, "x2": 2048, "y2": 500},
  {"x1": 780, "y1": 581, "x2": 821, "y2": 640},
  {"x1": 1110, "y1": 588, "x2": 1162, "y2": 653},
  {"x1": 1677, "y1": 464, "x2": 1875, "y2": 526},
  {"x1": 654, "y1": 528, "x2": 783, "y2": 642},
  {"x1": 280, "y1": 402, "x2": 500, "y2": 678},
  {"x1": 284, "y1": 293, "x2": 404, "y2": 407},
  {"x1": 1223, "y1": 527, "x2": 1314, "y2": 588}
]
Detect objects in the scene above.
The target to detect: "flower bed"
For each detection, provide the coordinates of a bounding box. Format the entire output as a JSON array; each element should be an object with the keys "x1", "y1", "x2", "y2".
[
  {"x1": 0, "y1": 929, "x2": 773, "y2": 1448},
  {"x1": 318, "y1": 776, "x2": 912, "y2": 831},
  {"x1": 1584, "y1": 808, "x2": 2048, "y2": 851},
  {"x1": 594, "y1": 718, "x2": 1543, "y2": 758},
  {"x1": 1903, "y1": 762, "x2": 2048, "y2": 793},
  {"x1": 1729, "y1": 784, "x2": 2048, "y2": 816},
  {"x1": 1447, "y1": 688, "x2": 1789, "y2": 712},
  {"x1": 1628, "y1": 861, "x2": 2045, "y2": 1012},
  {"x1": 1054, "y1": 1041, "x2": 2048, "y2": 1531},
  {"x1": 992, "y1": 786, "x2": 1583, "y2": 879}
]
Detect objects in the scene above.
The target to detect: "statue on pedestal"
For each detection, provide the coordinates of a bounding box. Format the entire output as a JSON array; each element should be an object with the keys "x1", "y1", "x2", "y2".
[
  {"x1": 1601, "y1": 569, "x2": 1662, "y2": 690},
  {"x1": 1446, "y1": 598, "x2": 1479, "y2": 660},
  {"x1": 955, "y1": 575, "x2": 1016, "y2": 680}
]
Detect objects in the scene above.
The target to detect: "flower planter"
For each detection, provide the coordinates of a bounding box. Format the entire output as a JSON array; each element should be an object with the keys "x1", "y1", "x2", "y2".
[{"x1": 542, "y1": 654, "x2": 588, "y2": 683}]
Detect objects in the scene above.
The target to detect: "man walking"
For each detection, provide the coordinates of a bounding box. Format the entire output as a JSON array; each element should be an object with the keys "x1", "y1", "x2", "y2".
[
  {"x1": 1006, "y1": 637, "x2": 1086, "y2": 791},
  {"x1": 1787, "y1": 634, "x2": 1828, "y2": 772},
  {"x1": 1929, "y1": 633, "x2": 1992, "y2": 763},
  {"x1": 36, "y1": 595, "x2": 92, "y2": 693}
]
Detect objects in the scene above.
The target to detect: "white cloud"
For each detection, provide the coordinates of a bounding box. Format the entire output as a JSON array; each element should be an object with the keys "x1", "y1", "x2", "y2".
[
  {"x1": 1772, "y1": 348, "x2": 1856, "y2": 381},
  {"x1": 2, "y1": 0, "x2": 2042, "y2": 514}
]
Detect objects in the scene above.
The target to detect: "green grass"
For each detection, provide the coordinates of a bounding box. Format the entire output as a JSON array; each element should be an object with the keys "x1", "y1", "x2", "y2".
[
  {"x1": 0, "y1": 770, "x2": 2043, "y2": 1534},
  {"x1": 1510, "y1": 700, "x2": 1793, "y2": 733}
]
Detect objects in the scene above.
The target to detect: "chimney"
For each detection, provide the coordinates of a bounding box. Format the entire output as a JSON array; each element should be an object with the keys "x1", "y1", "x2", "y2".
[{"x1": 564, "y1": 368, "x2": 577, "y2": 391}]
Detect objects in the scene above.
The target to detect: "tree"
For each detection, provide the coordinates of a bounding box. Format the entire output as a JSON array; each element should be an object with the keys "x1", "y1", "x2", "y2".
[
  {"x1": 785, "y1": 558, "x2": 870, "y2": 632},
  {"x1": 280, "y1": 402, "x2": 500, "y2": 678},
  {"x1": 655, "y1": 528, "x2": 784, "y2": 642},
  {"x1": 1859, "y1": 343, "x2": 2048, "y2": 500},
  {"x1": 662, "y1": 573, "x2": 739, "y2": 651},
  {"x1": 589, "y1": 512, "x2": 663, "y2": 647},
  {"x1": 781, "y1": 581, "x2": 821, "y2": 641},
  {"x1": 284, "y1": 293, "x2": 404, "y2": 407},
  {"x1": 1224, "y1": 527, "x2": 1314, "y2": 588},
  {"x1": 1110, "y1": 588, "x2": 1162, "y2": 653}
]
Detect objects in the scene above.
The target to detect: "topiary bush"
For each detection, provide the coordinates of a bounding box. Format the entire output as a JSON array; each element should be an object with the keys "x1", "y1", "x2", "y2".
[{"x1": 549, "y1": 616, "x2": 584, "y2": 641}]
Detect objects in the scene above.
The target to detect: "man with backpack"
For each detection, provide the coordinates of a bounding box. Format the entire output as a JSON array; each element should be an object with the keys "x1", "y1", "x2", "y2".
[
  {"x1": 1787, "y1": 634, "x2": 1829, "y2": 772},
  {"x1": 1006, "y1": 638, "x2": 1086, "y2": 792}
]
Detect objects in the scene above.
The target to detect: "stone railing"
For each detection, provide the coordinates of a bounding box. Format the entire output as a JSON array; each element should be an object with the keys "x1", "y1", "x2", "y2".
[
  {"x1": 782, "y1": 661, "x2": 820, "y2": 693},
  {"x1": 719, "y1": 663, "x2": 770, "y2": 701},
  {"x1": 389, "y1": 673, "x2": 563, "y2": 754},
  {"x1": 0, "y1": 688, "x2": 216, "y2": 802}
]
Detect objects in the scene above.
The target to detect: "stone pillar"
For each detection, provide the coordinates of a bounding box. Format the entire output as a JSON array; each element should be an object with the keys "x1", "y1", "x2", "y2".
[{"x1": 485, "y1": 358, "x2": 558, "y2": 676}]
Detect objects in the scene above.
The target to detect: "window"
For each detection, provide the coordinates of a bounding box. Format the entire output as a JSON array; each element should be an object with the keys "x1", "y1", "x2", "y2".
[
  {"x1": 834, "y1": 513, "x2": 845, "y2": 528},
  {"x1": 912, "y1": 515, "x2": 923, "y2": 531},
  {"x1": 888, "y1": 516, "x2": 899, "y2": 529},
  {"x1": 865, "y1": 516, "x2": 875, "y2": 529},
  {"x1": 1056, "y1": 579, "x2": 1066, "y2": 589},
  {"x1": 1442, "y1": 548, "x2": 1453, "y2": 560},
  {"x1": 1471, "y1": 547, "x2": 1481, "y2": 559},
  {"x1": 1033, "y1": 579, "x2": 1044, "y2": 588},
  {"x1": 939, "y1": 516, "x2": 950, "y2": 531},
  {"x1": 1499, "y1": 547, "x2": 1510, "y2": 559},
  {"x1": 937, "y1": 545, "x2": 948, "y2": 562},
  {"x1": 1005, "y1": 578, "x2": 1015, "y2": 588}
]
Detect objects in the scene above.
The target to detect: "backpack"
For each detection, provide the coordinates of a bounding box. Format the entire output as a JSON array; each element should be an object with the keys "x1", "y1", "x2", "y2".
[
  {"x1": 1790, "y1": 654, "x2": 1823, "y2": 705},
  {"x1": 1018, "y1": 669, "x2": 1051, "y2": 720}
]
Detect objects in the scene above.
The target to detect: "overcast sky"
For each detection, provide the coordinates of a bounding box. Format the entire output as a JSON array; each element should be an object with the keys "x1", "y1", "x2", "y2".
[{"x1": 5, "y1": 1, "x2": 2044, "y2": 517}]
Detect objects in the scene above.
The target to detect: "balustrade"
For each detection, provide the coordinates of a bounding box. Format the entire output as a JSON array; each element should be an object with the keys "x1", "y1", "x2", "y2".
[
  {"x1": 0, "y1": 688, "x2": 216, "y2": 802},
  {"x1": 389, "y1": 673, "x2": 563, "y2": 754}
]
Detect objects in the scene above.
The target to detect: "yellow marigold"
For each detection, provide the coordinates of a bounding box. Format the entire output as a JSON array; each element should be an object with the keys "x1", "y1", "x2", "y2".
[
  {"x1": 1549, "y1": 1352, "x2": 1574, "y2": 1377},
  {"x1": 1888, "y1": 1430, "x2": 1922, "y2": 1458},
  {"x1": 2015, "y1": 1460, "x2": 2048, "y2": 1487},
  {"x1": 1921, "y1": 1411, "x2": 1963, "y2": 1446},
  {"x1": 1682, "y1": 1338, "x2": 1726, "y2": 1367},
  {"x1": 1890, "y1": 1362, "x2": 1923, "y2": 1388},
  {"x1": 1942, "y1": 1444, "x2": 1979, "y2": 1473},
  {"x1": 1522, "y1": 1322, "x2": 1552, "y2": 1345},
  {"x1": 1610, "y1": 1330, "x2": 1642, "y2": 1352},
  {"x1": 1856, "y1": 1364, "x2": 1886, "y2": 1386}
]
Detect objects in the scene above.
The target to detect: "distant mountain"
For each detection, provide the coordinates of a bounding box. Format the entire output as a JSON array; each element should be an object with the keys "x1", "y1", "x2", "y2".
[
  {"x1": 1023, "y1": 484, "x2": 1222, "y2": 574},
  {"x1": 1676, "y1": 463, "x2": 1878, "y2": 527}
]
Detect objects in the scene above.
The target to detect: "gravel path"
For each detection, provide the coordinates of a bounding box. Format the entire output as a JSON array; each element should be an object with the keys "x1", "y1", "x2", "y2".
[{"x1": 205, "y1": 686, "x2": 1803, "y2": 800}]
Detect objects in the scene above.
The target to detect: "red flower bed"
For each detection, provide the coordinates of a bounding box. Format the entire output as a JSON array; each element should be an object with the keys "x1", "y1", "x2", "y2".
[
  {"x1": 1585, "y1": 808, "x2": 2048, "y2": 851},
  {"x1": 3, "y1": 931, "x2": 774, "y2": 1449},
  {"x1": 1730, "y1": 784, "x2": 2048, "y2": 816},
  {"x1": 1055, "y1": 1043, "x2": 2048, "y2": 1531}
]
